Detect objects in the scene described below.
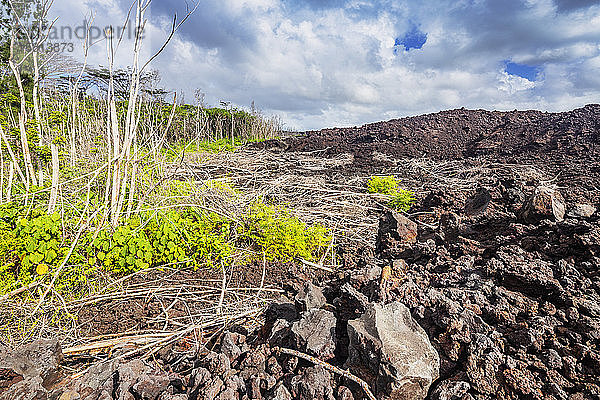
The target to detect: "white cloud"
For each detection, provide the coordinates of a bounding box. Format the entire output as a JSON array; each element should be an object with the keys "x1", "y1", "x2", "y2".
[{"x1": 48, "y1": 0, "x2": 600, "y2": 130}]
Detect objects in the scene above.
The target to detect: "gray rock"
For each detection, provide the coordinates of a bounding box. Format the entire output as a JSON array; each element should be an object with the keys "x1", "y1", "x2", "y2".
[
  {"x1": 0, "y1": 376, "x2": 46, "y2": 400},
  {"x1": 333, "y1": 282, "x2": 370, "y2": 320},
  {"x1": 295, "y1": 281, "x2": 326, "y2": 312},
  {"x1": 345, "y1": 301, "x2": 440, "y2": 400},
  {"x1": 217, "y1": 387, "x2": 237, "y2": 400},
  {"x1": 0, "y1": 339, "x2": 64, "y2": 400},
  {"x1": 114, "y1": 360, "x2": 160, "y2": 400},
  {"x1": 267, "y1": 383, "x2": 292, "y2": 400},
  {"x1": 465, "y1": 187, "x2": 491, "y2": 216},
  {"x1": 439, "y1": 212, "x2": 462, "y2": 241},
  {"x1": 189, "y1": 367, "x2": 211, "y2": 390},
  {"x1": 131, "y1": 373, "x2": 171, "y2": 399},
  {"x1": 521, "y1": 186, "x2": 566, "y2": 222},
  {"x1": 204, "y1": 351, "x2": 231, "y2": 375},
  {"x1": 267, "y1": 319, "x2": 292, "y2": 346},
  {"x1": 265, "y1": 302, "x2": 297, "y2": 324},
  {"x1": 0, "y1": 339, "x2": 63, "y2": 389},
  {"x1": 567, "y1": 203, "x2": 596, "y2": 219},
  {"x1": 201, "y1": 377, "x2": 224, "y2": 400},
  {"x1": 430, "y1": 380, "x2": 471, "y2": 400},
  {"x1": 290, "y1": 309, "x2": 336, "y2": 360},
  {"x1": 465, "y1": 334, "x2": 503, "y2": 395},
  {"x1": 290, "y1": 366, "x2": 335, "y2": 400},
  {"x1": 377, "y1": 211, "x2": 418, "y2": 254},
  {"x1": 542, "y1": 349, "x2": 563, "y2": 370},
  {"x1": 337, "y1": 386, "x2": 355, "y2": 400},
  {"x1": 221, "y1": 332, "x2": 242, "y2": 363},
  {"x1": 248, "y1": 375, "x2": 261, "y2": 399}
]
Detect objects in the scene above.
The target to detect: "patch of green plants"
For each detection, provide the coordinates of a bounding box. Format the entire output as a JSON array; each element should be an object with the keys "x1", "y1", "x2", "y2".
[
  {"x1": 86, "y1": 209, "x2": 234, "y2": 274},
  {"x1": 0, "y1": 205, "x2": 68, "y2": 295},
  {"x1": 240, "y1": 201, "x2": 331, "y2": 262},
  {"x1": 367, "y1": 175, "x2": 415, "y2": 212},
  {"x1": 198, "y1": 138, "x2": 241, "y2": 153},
  {"x1": 0, "y1": 199, "x2": 332, "y2": 297}
]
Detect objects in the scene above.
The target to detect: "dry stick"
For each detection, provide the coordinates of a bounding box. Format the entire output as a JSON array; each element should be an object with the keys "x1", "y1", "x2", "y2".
[
  {"x1": 0, "y1": 281, "x2": 41, "y2": 303},
  {"x1": 299, "y1": 258, "x2": 334, "y2": 273},
  {"x1": 255, "y1": 251, "x2": 267, "y2": 300},
  {"x1": 274, "y1": 347, "x2": 377, "y2": 400},
  {"x1": 0, "y1": 123, "x2": 26, "y2": 184},
  {"x1": 48, "y1": 143, "x2": 60, "y2": 214},
  {"x1": 217, "y1": 260, "x2": 227, "y2": 315}
]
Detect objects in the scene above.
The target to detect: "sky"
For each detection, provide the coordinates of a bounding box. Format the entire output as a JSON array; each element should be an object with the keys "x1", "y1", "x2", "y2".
[{"x1": 47, "y1": 0, "x2": 600, "y2": 131}]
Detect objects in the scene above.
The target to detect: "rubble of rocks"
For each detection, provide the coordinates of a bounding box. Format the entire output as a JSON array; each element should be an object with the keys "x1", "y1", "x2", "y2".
[
  {"x1": 2, "y1": 176, "x2": 599, "y2": 400},
  {"x1": 2, "y1": 105, "x2": 599, "y2": 399},
  {"x1": 371, "y1": 182, "x2": 600, "y2": 400},
  {"x1": 0, "y1": 282, "x2": 441, "y2": 400}
]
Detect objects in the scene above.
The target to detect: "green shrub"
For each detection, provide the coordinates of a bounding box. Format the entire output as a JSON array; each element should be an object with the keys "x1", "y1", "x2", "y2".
[
  {"x1": 88, "y1": 219, "x2": 154, "y2": 274},
  {"x1": 367, "y1": 176, "x2": 415, "y2": 212},
  {"x1": 367, "y1": 175, "x2": 399, "y2": 195},
  {"x1": 0, "y1": 201, "x2": 331, "y2": 296},
  {"x1": 388, "y1": 190, "x2": 416, "y2": 212},
  {"x1": 0, "y1": 206, "x2": 67, "y2": 295},
  {"x1": 240, "y1": 202, "x2": 331, "y2": 262},
  {"x1": 87, "y1": 210, "x2": 233, "y2": 274}
]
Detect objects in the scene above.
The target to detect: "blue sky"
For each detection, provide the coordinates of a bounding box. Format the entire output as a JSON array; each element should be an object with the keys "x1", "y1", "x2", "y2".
[{"x1": 50, "y1": 0, "x2": 600, "y2": 130}]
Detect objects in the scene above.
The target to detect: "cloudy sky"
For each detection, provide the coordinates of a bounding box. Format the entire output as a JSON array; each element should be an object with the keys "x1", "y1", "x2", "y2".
[{"x1": 49, "y1": 0, "x2": 600, "y2": 130}]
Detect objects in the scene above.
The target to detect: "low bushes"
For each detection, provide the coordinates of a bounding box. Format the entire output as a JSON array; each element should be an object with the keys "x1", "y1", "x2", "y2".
[
  {"x1": 0, "y1": 201, "x2": 331, "y2": 298},
  {"x1": 367, "y1": 176, "x2": 415, "y2": 212}
]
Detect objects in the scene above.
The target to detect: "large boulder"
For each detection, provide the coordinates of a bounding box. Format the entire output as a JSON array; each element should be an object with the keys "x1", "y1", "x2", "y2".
[
  {"x1": 345, "y1": 301, "x2": 439, "y2": 400},
  {"x1": 521, "y1": 186, "x2": 566, "y2": 222},
  {"x1": 0, "y1": 339, "x2": 63, "y2": 400},
  {"x1": 376, "y1": 211, "x2": 418, "y2": 255},
  {"x1": 290, "y1": 309, "x2": 336, "y2": 360}
]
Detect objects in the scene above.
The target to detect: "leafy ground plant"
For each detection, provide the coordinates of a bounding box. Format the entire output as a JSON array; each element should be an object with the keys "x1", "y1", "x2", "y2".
[
  {"x1": 0, "y1": 201, "x2": 332, "y2": 298},
  {"x1": 367, "y1": 176, "x2": 415, "y2": 212},
  {"x1": 240, "y1": 201, "x2": 331, "y2": 262}
]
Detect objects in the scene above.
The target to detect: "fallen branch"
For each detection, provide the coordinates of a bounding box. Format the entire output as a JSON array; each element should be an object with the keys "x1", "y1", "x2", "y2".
[
  {"x1": 273, "y1": 346, "x2": 377, "y2": 400},
  {"x1": 0, "y1": 281, "x2": 41, "y2": 303},
  {"x1": 299, "y1": 258, "x2": 334, "y2": 273}
]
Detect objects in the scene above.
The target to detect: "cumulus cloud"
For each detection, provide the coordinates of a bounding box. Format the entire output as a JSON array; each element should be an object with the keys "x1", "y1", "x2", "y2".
[{"x1": 48, "y1": 0, "x2": 600, "y2": 130}]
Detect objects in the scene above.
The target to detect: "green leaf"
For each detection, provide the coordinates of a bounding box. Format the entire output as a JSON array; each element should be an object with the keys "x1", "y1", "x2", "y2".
[
  {"x1": 45, "y1": 249, "x2": 57, "y2": 262},
  {"x1": 32, "y1": 252, "x2": 44, "y2": 263}
]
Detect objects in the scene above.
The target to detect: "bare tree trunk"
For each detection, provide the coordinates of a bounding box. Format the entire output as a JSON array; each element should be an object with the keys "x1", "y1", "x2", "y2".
[
  {"x1": 8, "y1": 55, "x2": 38, "y2": 190},
  {"x1": 0, "y1": 124, "x2": 26, "y2": 184},
  {"x1": 48, "y1": 143, "x2": 59, "y2": 214},
  {"x1": 7, "y1": 162, "x2": 14, "y2": 202}
]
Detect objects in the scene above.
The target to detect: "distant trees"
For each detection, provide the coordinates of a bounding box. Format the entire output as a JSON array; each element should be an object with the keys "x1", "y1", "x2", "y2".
[
  {"x1": 52, "y1": 66, "x2": 168, "y2": 101},
  {"x1": 0, "y1": 0, "x2": 50, "y2": 100}
]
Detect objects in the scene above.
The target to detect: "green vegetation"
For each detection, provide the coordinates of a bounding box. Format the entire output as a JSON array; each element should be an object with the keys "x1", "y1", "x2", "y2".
[
  {"x1": 241, "y1": 202, "x2": 331, "y2": 263},
  {"x1": 0, "y1": 0, "x2": 330, "y2": 348},
  {"x1": 367, "y1": 176, "x2": 415, "y2": 212},
  {"x1": 0, "y1": 200, "x2": 331, "y2": 298}
]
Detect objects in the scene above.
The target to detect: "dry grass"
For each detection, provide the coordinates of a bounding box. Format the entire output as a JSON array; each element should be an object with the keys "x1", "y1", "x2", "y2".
[{"x1": 0, "y1": 144, "x2": 550, "y2": 374}]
